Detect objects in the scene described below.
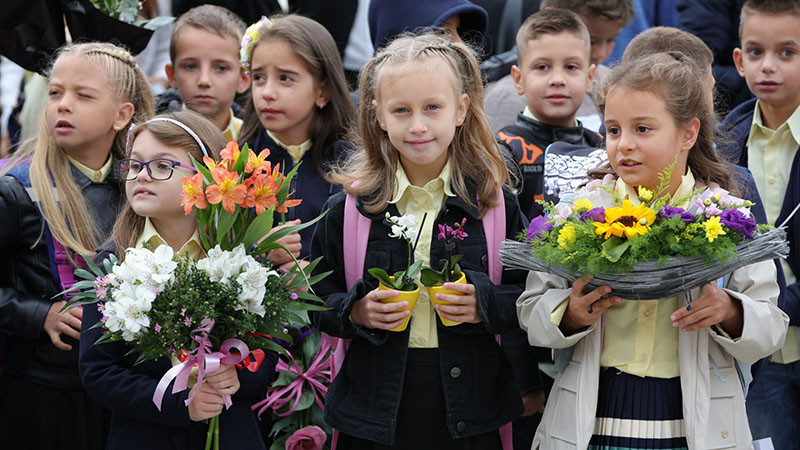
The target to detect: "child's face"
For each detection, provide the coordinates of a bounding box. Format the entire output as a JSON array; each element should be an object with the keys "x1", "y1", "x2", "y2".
[
  {"x1": 250, "y1": 39, "x2": 328, "y2": 145},
  {"x1": 512, "y1": 31, "x2": 594, "y2": 128},
  {"x1": 604, "y1": 88, "x2": 698, "y2": 194},
  {"x1": 734, "y1": 13, "x2": 800, "y2": 114},
  {"x1": 375, "y1": 59, "x2": 469, "y2": 181},
  {"x1": 580, "y1": 15, "x2": 624, "y2": 66},
  {"x1": 125, "y1": 130, "x2": 196, "y2": 222},
  {"x1": 166, "y1": 27, "x2": 249, "y2": 129},
  {"x1": 45, "y1": 55, "x2": 132, "y2": 155}
]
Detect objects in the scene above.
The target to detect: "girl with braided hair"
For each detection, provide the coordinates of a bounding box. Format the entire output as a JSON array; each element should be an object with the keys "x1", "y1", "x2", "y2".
[{"x1": 0, "y1": 42, "x2": 154, "y2": 448}]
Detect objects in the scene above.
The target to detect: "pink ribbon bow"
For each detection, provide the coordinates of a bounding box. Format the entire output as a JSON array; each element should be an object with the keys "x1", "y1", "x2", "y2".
[
  {"x1": 153, "y1": 317, "x2": 250, "y2": 411},
  {"x1": 253, "y1": 339, "x2": 332, "y2": 418}
]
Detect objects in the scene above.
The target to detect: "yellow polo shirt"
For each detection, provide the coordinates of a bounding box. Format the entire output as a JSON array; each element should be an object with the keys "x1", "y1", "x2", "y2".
[
  {"x1": 390, "y1": 162, "x2": 455, "y2": 348},
  {"x1": 67, "y1": 156, "x2": 112, "y2": 183},
  {"x1": 135, "y1": 217, "x2": 206, "y2": 261},
  {"x1": 551, "y1": 171, "x2": 701, "y2": 378},
  {"x1": 266, "y1": 129, "x2": 312, "y2": 163},
  {"x1": 747, "y1": 100, "x2": 800, "y2": 364}
]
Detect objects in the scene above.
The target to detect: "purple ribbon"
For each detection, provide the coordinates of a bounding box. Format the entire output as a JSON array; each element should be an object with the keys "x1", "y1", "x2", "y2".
[
  {"x1": 252, "y1": 339, "x2": 332, "y2": 418},
  {"x1": 152, "y1": 317, "x2": 249, "y2": 411}
]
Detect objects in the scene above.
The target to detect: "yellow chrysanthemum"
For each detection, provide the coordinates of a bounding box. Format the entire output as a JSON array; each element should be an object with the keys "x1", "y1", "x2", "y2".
[
  {"x1": 557, "y1": 224, "x2": 577, "y2": 249},
  {"x1": 704, "y1": 216, "x2": 726, "y2": 242},
  {"x1": 573, "y1": 198, "x2": 594, "y2": 212},
  {"x1": 638, "y1": 186, "x2": 654, "y2": 202},
  {"x1": 593, "y1": 200, "x2": 656, "y2": 239}
]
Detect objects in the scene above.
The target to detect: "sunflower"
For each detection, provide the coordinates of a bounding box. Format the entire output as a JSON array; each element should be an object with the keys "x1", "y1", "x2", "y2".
[{"x1": 593, "y1": 200, "x2": 656, "y2": 239}]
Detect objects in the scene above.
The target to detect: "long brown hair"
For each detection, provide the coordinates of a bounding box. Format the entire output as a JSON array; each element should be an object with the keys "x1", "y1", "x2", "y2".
[
  {"x1": 1, "y1": 42, "x2": 155, "y2": 259},
  {"x1": 330, "y1": 33, "x2": 509, "y2": 218},
  {"x1": 592, "y1": 52, "x2": 737, "y2": 194},
  {"x1": 239, "y1": 15, "x2": 354, "y2": 175},
  {"x1": 110, "y1": 111, "x2": 225, "y2": 258}
]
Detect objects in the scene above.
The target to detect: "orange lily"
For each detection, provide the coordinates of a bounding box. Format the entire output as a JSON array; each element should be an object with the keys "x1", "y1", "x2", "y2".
[
  {"x1": 246, "y1": 148, "x2": 271, "y2": 174},
  {"x1": 243, "y1": 173, "x2": 280, "y2": 215},
  {"x1": 220, "y1": 140, "x2": 241, "y2": 164},
  {"x1": 277, "y1": 196, "x2": 302, "y2": 214},
  {"x1": 203, "y1": 155, "x2": 228, "y2": 171},
  {"x1": 180, "y1": 173, "x2": 208, "y2": 214},
  {"x1": 205, "y1": 166, "x2": 247, "y2": 213}
]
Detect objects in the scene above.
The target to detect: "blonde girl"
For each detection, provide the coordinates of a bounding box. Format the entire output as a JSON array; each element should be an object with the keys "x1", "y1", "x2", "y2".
[
  {"x1": 0, "y1": 42, "x2": 153, "y2": 449},
  {"x1": 311, "y1": 33, "x2": 529, "y2": 450},
  {"x1": 517, "y1": 53, "x2": 788, "y2": 450}
]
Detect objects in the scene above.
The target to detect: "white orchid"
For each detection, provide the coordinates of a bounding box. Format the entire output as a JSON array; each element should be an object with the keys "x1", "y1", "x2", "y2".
[
  {"x1": 113, "y1": 246, "x2": 177, "y2": 291},
  {"x1": 387, "y1": 213, "x2": 419, "y2": 242},
  {"x1": 103, "y1": 282, "x2": 156, "y2": 341}
]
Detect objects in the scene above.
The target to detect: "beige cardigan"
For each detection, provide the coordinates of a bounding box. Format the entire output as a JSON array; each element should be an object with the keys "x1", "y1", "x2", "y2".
[{"x1": 517, "y1": 259, "x2": 788, "y2": 450}]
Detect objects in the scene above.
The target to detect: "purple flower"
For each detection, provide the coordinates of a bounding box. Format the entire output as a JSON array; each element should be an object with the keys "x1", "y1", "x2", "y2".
[
  {"x1": 579, "y1": 207, "x2": 605, "y2": 222},
  {"x1": 659, "y1": 206, "x2": 694, "y2": 223},
  {"x1": 526, "y1": 216, "x2": 553, "y2": 242},
  {"x1": 437, "y1": 224, "x2": 448, "y2": 240},
  {"x1": 720, "y1": 209, "x2": 757, "y2": 239},
  {"x1": 285, "y1": 425, "x2": 327, "y2": 450},
  {"x1": 183, "y1": 317, "x2": 193, "y2": 327},
  {"x1": 154, "y1": 323, "x2": 162, "y2": 333},
  {"x1": 179, "y1": 308, "x2": 187, "y2": 317},
  {"x1": 290, "y1": 293, "x2": 298, "y2": 300}
]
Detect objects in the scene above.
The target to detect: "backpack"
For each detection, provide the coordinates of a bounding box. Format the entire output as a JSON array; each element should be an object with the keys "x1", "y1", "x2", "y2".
[{"x1": 326, "y1": 190, "x2": 512, "y2": 450}]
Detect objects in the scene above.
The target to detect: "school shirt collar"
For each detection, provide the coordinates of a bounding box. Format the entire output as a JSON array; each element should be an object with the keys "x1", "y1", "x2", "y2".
[
  {"x1": 135, "y1": 217, "x2": 206, "y2": 261},
  {"x1": 67, "y1": 155, "x2": 112, "y2": 183},
  {"x1": 389, "y1": 160, "x2": 456, "y2": 205},
  {"x1": 266, "y1": 129, "x2": 313, "y2": 163},
  {"x1": 615, "y1": 168, "x2": 696, "y2": 208},
  {"x1": 746, "y1": 99, "x2": 800, "y2": 149}
]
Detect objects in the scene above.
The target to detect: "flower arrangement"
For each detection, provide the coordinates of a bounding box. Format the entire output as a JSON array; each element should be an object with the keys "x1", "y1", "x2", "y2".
[
  {"x1": 501, "y1": 166, "x2": 789, "y2": 300},
  {"x1": 420, "y1": 218, "x2": 468, "y2": 287},
  {"x1": 367, "y1": 213, "x2": 424, "y2": 291},
  {"x1": 64, "y1": 141, "x2": 327, "y2": 449}
]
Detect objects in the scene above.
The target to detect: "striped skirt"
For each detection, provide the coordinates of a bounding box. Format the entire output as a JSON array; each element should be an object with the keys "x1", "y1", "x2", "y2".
[{"x1": 588, "y1": 368, "x2": 689, "y2": 450}]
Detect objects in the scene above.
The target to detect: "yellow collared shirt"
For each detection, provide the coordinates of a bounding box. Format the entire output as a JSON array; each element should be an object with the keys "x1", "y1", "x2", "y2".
[
  {"x1": 391, "y1": 162, "x2": 455, "y2": 348},
  {"x1": 135, "y1": 217, "x2": 206, "y2": 261},
  {"x1": 222, "y1": 110, "x2": 243, "y2": 143},
  {"x1": 551, "y1": 171, "x2": 701, "y2": 378},
  {"x1": 67, "y1": 156, "x2": 112, "y2": 183},
  {"x1": 747, "y1": 101, "x2": 800, "y2": 364},
  {"x1": 266, "y1": 129, "x2": 312, "y2": 163}
]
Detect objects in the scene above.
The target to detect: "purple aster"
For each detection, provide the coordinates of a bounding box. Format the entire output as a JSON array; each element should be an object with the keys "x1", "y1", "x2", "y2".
[
  {"x1": 290, "y1": 293, "x2": 298, "y2": 300},
  {"x1": 154, "y1": 323, "x2": 162, "y2": 333},
  {"x1": 720, "y1": 209, "x2": 757, "y2": 239},
  {"x1": 579, "y1": 207, "x2": 605, "y2": 222},
  {"x1": 183, "y1": 317, "x2": 193, "y2": 327},
  {"x1": 659, "y1": 206, "x2": 694, "y2": 223},
  {"x1": 526, "y1": 216, "x2": 553, "y2": 242}
]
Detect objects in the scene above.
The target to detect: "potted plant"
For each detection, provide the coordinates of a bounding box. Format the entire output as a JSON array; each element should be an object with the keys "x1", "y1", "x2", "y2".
[
  {"x1": 367, "y1": 213, "x2": 424, "y2": 331},
  {"x1": 421, "y1": 218, "x2": 468, "y2": 326}
]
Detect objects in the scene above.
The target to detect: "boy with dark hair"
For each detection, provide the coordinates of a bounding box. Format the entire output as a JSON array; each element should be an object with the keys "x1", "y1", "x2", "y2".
[
  {"x1": 497, "y1": 8, "x2": 603, "y2": 219},
  {"x1": 717, "y1": 1, "x2": 800, "y2": 447},
  {"x1": 160, "y1": 5, "x2": 250, "y2": 141}
]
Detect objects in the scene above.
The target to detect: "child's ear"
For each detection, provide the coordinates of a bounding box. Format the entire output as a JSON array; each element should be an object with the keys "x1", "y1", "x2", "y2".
[
  {"x1": 585, "y1": 63, "x2": 597, "y2": 95},
  {"x1": 113, "y1": 101, "x2": 135, "y2": 132},
  {"x1": 511, "y1": 65, "x2": 524, "y2": 96},
  {"x1": 165, "y1": 64, "x2": 177, "y2": 88},
  {"x1": 733, "y1": 48, "x2": 746, "y2": 78},
  {"x1": 456, "y1": 93, "x2": 470, "y2": 126},
  {"x1": 372, "y1": 99, "x2": 386, "y2": 130},
  {"x1": 315, "y1": 84, "x2": 331, "y2": 109},
  {"x1": 680, "y1": 117, "x2": 701, "y2": 152},
  {"x1": 237, "y1": 69, "x2": 251, "y2": 94}
]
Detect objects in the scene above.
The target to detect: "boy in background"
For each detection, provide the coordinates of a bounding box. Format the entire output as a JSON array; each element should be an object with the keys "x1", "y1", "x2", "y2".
[
  {"x1": 160, "y1": 5, "x2": 250, "y2": 141},
  {"x1": 717, "y1": 1, "x2": 800, "y2": 446}
]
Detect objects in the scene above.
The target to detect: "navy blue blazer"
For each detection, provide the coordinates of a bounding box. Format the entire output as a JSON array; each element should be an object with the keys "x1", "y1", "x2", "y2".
[{"x1": 79, "y1": 246, "x2": 277, "y2": 450}]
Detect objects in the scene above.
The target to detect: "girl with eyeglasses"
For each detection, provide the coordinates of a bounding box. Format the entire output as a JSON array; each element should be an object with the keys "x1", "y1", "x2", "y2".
[{"x1": 79, "y1": 110, "x2": 277, "y2": 449}]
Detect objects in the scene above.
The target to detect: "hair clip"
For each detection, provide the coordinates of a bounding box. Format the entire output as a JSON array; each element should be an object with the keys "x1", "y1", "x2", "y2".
[
  {"x1": 125, "y1": 118, "x2": 210, "y2": 158},
  {"x1": 240, "y1": 16, "x2": 273, "y2": 74}
]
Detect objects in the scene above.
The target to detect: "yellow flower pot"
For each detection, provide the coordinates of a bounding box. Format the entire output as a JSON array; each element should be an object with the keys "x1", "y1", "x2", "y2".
[
  {"x1": 378, "y1": 277, "x2": 419, "y2": 332},
  {"x1": 427, "y1": 272, "x2": 467, "y2": 326}
]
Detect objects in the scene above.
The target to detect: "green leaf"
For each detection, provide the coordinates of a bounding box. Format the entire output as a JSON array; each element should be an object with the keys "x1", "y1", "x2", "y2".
[
  {"x1": 242, "y1": 206, "x2": 275, "y2": 249},
  {"x1": 275, "y1": 162, "x2": 302, "y2": 205},
  {"x1": 405, "y1": 260, "x2": 423, "y2": 280},
  {"x1": 420, "y1": 268, "x2": 444, "y2": 287},
  {"x1": 450, "y1": 254, "x2": 464, "y2": 266},
  {"x1": 601, "y1": 237, "x2": 630, "y2": 263},
  {"x1": 367, "y1": 268, "x2": 395, "y2": 287},
  {"x1": 294, "y1": 389, "x2": 315, "y2": 411},
  {"x1": 269, "y1": 435, "x2": 288, "y2": 450},
  {"x1": 268, "y1": 416, "x2": 296, "y2": 436},
  {"x1": 232, "y1": 142, "x2": 250, "y2": 174},
  {"x1": 188, "y1": 153, "x2": 213, "y2": 183},
  {"x1": 215, "y1": 209, "x2": 239, "y2": 245}
]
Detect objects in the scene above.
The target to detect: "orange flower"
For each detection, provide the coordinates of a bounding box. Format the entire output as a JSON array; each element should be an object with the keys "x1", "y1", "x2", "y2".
[
  {"x1": 220, "y1": 140, "x2": 241, "y2": 164},
  {"x1": 205, "y1": 166, "x2": 247, "y2": 213},
  {"x1": 180, "y1": 173, "x2": 207, "y2": 214},
  {"x1": 246, "y1": 148, "x2": 271, "y2": 174},
  {"x1": 243, "y1": 173, "x2": 280, "y2": 215},
  {"x1": 203, "y1": 155, "x2": 228, "y2": 171},
  {"x1": 277, "y1": 196, "x2": 302, "y2": 214}
]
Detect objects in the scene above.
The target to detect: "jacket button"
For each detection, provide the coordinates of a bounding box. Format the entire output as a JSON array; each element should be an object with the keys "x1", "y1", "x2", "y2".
[
  {"x1": 456, "y1": 421, "x2": 466, "y2": 432},
  {"x1": 450, "y1": 366, "x2": 462, "y2": 378},
  {"x1": 481, "y1": 254, "x2": 488, "y2": 269}
]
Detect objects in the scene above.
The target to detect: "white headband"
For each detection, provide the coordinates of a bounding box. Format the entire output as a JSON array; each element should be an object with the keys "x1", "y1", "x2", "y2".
[{"x1": 125, "y1": 118, "x2": 210, "y2": 158}]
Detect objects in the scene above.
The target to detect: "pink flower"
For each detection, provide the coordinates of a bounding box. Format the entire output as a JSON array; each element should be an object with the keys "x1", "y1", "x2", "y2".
[{"x1": 285, "y1": 425, "x2": 327, "y2": 450}]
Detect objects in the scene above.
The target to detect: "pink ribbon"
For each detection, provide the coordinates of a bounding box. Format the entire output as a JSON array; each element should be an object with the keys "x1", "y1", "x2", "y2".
[
  {"x1": 152, "y1": 317, "x2": 250, "y2": 411},
  {"x1": 253, "y1": 339, "x2": 332, "y2": 418}
]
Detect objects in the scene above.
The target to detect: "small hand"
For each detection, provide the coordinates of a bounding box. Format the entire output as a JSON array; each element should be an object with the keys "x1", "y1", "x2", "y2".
[
  {"x1": 521, "y1": 390, "x2": 546, "y2": 416},
  {"x1": 205, "y1": 364, "x2": 240, "y2": 397},
  {"x1": 670, "y1": 283, "x2": 743, "y2": 336},
  {"x1": 350, "y1": 288, "x2": 410, "y2": 330},
  {"x1": 560, "y1": 276, "x2": 621, "y2": 334},
  {"x1": 264, "y1": 220, "x2": 302, "y2": 265},
  {"x1": 433, "y1": 282, "x2": 483, "y2": 323},
  {"x1": 43, "y1": 301, "x2": 83, "y2": 351},
  {"x1": 187, "y1": 382, "x2": 224, "y2": 422}
]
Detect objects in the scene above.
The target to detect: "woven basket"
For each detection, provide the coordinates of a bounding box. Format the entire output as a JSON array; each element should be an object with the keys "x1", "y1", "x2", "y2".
[{"x1": 500, "y1": 228, "x2": 789, "y2": 300}]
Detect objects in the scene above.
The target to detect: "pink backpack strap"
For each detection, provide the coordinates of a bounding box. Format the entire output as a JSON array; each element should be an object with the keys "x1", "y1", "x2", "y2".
[{"x1": 329, "y1": 192, "x2": 370, "y2": 450}]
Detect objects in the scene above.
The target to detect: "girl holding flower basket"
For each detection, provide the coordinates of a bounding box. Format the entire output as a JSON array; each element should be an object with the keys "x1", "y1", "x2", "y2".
[
  {"x1": 310, "y1": 34, "x2": 531, "y2": 449},
  {"x1": 516, "y1": 53, "x2": 789, "y2": 450},
  {"x1": 79, "y1": 111, "x2": 278, "y2": 449}
]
